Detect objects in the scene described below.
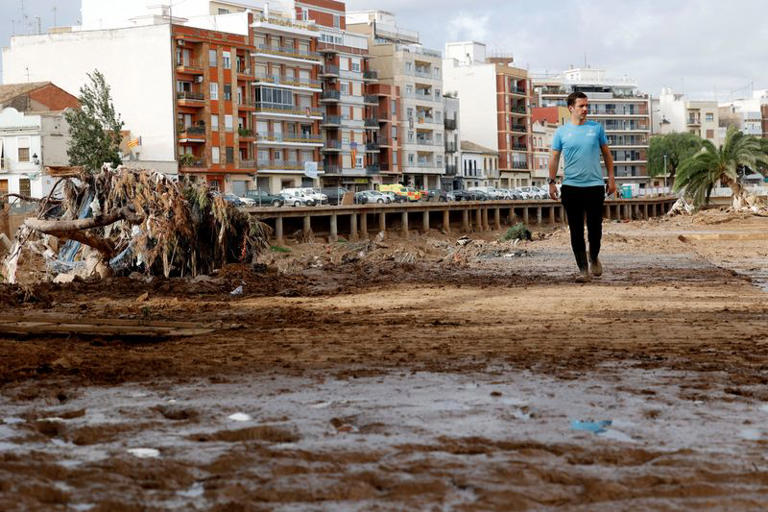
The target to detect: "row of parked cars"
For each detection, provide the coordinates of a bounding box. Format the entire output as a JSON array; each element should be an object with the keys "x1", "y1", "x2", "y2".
[{"x1": 218, "y1": 185, "x2": 556, "y2": 208}]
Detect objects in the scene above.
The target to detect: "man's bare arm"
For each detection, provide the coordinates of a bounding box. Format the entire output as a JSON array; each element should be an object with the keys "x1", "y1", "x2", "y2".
[{"x1": 548, "y1": 150, "x2": 561, "y2": 198}]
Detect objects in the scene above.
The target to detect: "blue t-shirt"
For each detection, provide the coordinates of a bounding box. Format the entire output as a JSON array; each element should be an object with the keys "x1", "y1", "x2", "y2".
[{"x1": 552, "y1": 121, "x2": 608, "y2": 187}]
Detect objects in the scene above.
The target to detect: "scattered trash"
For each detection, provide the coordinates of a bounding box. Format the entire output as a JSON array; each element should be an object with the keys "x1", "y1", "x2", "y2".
[
  {"x1": 227, "y1": 412, "x2": 252, "y2": 422},
  {"x1": 230, "y1": 285, "x2": 243, "y2": 296},
  {"x1": 311, "y1": 401, "x2": 333, "y2": 409},
  {"x1": 456, "y1": 235, "x2": 472, "y2": 246},
  {"x1": 571, "y1": 419, "x2": 612, "y2": 434},
  {"x1": 127, "y1": 448, "x2": 160, "y2": 458},
  {"x1": 177, "y1": 482, "x2": 205, "y2": 498}
]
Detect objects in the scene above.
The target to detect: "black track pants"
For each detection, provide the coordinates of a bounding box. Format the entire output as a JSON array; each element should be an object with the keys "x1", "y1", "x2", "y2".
[{"x1": 560, "y1": 185, "x2": 605, "y2": 261}]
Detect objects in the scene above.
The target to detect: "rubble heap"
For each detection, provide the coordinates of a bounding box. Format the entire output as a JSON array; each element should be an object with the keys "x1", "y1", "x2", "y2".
[{"x1": 2, "y1": 166, "x2": 270, "y2": 284}]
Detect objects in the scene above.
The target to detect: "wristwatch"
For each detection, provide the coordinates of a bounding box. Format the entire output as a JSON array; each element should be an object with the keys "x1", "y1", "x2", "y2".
[{"x1": 547, "y1": 178, "x2": 557, "y2": 185}]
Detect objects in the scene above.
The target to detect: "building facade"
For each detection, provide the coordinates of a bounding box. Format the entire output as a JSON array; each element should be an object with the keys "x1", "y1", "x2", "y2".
[
  {"x1": 534, "y1": 68, "x2": 653, "y2": 189},
  {"x1": 443, "y1": 94, "x2": 461, "y2": 190},
  {"x1": 443, "y1": 42, "x2": 532, "y2": 189},
  {"x1": 530, "y1": 120, "x2": 558, "y2": 186},
  {"x1": 347, "y1": 10, "x2": 446, "y2": 189},
  {"x1": 655, "y1": 88, "x2": 720, "y2": 145},
  {"x1": 460, "y1": 140, "x2": 499, "y2": 188}
]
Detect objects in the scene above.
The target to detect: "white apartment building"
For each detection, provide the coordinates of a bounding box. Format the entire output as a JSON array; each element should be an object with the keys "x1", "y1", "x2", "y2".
[
  {"x1": 719, "y1": 89, "x2": 768, "y2": 138},
  {"x1": 530, "y1": 120, "x2": 557, "y2": 186},
  {"x1": 347, "y1": 11, "x2": 446, "y2": 189},
  {"x1": 443, "y1": 41, "x2": 533, "y2": 188},
  {"x1": 0, "y1": 107, "x2": 70, "y2": 201},
  {"x1": 535, "y1": 68, "x2": 654, "y2": 188},
  {"x1": 656, "y1": 88, "x2": 720, "y2": 145}
]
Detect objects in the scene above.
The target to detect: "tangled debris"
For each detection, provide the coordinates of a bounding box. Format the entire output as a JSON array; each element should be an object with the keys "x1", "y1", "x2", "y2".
[{"x1": 2, "y1": 166, "x2": 270, "y2": 284}]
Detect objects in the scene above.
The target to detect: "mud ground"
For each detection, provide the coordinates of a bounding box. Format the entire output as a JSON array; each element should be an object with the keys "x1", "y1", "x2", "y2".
[{"x1": 1, "y1": 212, "x2": 768, "y2": 511}]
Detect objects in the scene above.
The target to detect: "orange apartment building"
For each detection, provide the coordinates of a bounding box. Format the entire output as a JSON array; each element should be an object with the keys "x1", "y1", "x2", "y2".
[{"x1": 173, "y1": 11, "x2": 325, "y2": 194}]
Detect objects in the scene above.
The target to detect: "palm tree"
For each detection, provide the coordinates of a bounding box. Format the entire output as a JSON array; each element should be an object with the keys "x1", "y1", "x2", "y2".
[{"x1": 674, "y1": 126, "x2": 768, "y2": 208}]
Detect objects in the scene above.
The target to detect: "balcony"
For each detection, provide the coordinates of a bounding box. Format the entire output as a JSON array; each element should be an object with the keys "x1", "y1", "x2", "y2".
[
  {"x1": 511, "y1": 125, "x2": 527, "y2": 133},
  {"x1": 176, "y1": 91, "x2": 205, "y2": 106},
  {"x1": 238, "y1": 127, "x2": 255, "y2": 139},
  {"x1": 510, "y1": 106, "x2": 527, "y2": 115},
  {"x1": 178, "y1": 157, "x2": 205, "y2": 169},
  {"x1": 252, "y1": 103, "x2": 323, "y2": 118},
  {"x1": 240, "y1": 160, "x2": 258, "y2": 169},
  {"x1": 445, "y1": 164, "x2": 457, "y2": 176},
  {"x1": 363, "y1": 95, "x2": 379, "y2": 105},
  {"x1": 252, "y1": 44, "x2": 322, "y2": 64},
  {"x1": 364, "y1": 118, "x2": 380, "y2": 129},
  {"x1": 178, "y1": 125, "x2": 206, "y2": 141},
  {"x1": 253, "y1": 74, "x2": 322, "y2": 91},
  {"x1": 445, "y1": 143, "x2": 457, "y2": 153},
  {"x1": 363, "y1": 71, "x2": 378, "y2": 81},
  {"x1": 323, "y1": 164, "x2": 341, "y2": 174},
  {"x1": 687, "y1": 117, "x2": 701, "y2": 126},
  {"x1": 511, "y1": 161, "x2": 528, "y2": 170},
  {"x1": 365, "y1": 165, "x2": 380, "y2": 175},
  {"x1": 322, "y1": 140, "x2": 342, "y2": 152},
  {"x1": 319, "y1": 65, "x2": 340, "y2": 78},
  {"x1": 365, "y1": 142, "x2": 380, "y2": 152},
  {"x1": 175, "y1": 60, "x2": 203, "y2": 75},
  {"x1": 444, "y1": 118, "x2": 457, "y2": 130},
  {"x1": 321, "y1": 115, "x2": 341, "y2": 127},
  {"x1": 256, "y1": 133, "x2": 324, "y2": 145},
  {"x1": 512, "y1": 144, "x2": 528, "y2": 151},
  {"x1": 255, "y1": 160, "x2": 311, "y2": 171},
  {"x1": 509, "y1": 87, "x2": 527, "y2": 96},
  {"x1": 321, "y1": 90, "x2": 341, "y2": 102}
]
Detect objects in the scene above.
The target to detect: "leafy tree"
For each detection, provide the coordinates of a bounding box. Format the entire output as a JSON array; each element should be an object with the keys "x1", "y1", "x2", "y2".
[
  {"x1": 648, "y1": 132, "x2": 703, "y2": 180},
  {"x1": 64, "y1": 70, "x2": 125, "y2": 172},
  {"x1": 673, "y1": 126, "x2": 768, "y2": 208}
]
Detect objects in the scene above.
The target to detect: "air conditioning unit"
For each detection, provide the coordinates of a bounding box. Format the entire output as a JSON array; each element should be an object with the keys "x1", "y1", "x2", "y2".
[{"x1": 195, "y1": 76, "x2": 204, "y2": 83}]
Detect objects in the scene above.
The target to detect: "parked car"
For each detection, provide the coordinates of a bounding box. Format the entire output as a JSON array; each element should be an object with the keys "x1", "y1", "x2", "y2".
[
  {"x1": 244, "y1": 189, "x2": 285, "y2": 207},
  {"x1": 453, "y1": 189, "x2": 488, "y2": 201},
  {"x1": 380, "y1": 184, "x2": 411, "y2": 201},
  {"x1": 297, "y1": 187, "x2": 328, "y2": 205},
  {"x1": 280, "y1": 190, "x2": 316, "y2": 207},
  {"x1": 404, "y1": 186, "x2": 423, "y2": 201},
  {"x1": 321, "y1": 187, "x2": 350, "y2": 205},
  {"x1": 355, "y1": 190, "x2": 390, "y2": 204},
  {"x1": 468, "y1": 186, "x2": 505, "y2": 200},
  {"x1": 519, "y1": 186, "x2": 548, "y2": 200},
  {"x1": 425, "y1": 189, "x2": 449, "y2": 202},
  {"x1": 382, "y1": 191, "x2": 407, "y2": 203},
  {"x1": 513, "y1": 188, "x2": 532, "y2": 200},
  {"x1": 221, "y1": 193, "x2": 245, "y2": 207}
]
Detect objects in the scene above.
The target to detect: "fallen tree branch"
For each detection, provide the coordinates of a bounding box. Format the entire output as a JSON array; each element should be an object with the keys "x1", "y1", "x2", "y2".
[{"x1": 1, "y1": 193, "x2": 59, "y2": 204}]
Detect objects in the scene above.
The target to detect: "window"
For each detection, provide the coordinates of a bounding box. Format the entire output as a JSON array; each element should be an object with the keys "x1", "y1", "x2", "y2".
[
  {"x1": 224, "y1": 84, "x2": 232, "y2": 101},
  {"x1": 226, "y1": 147, "x2": 234, "y2": 164},
  {"x1": 340, "y1": 82, "x2": 349, "y2": 95},
  {"x1": 210, "y1": 82, "x2": 219, "y2": 100},
  {"x1": 19, "y1": 178, "x2": 31, "y2": 197},
  {"x1": 211, "y1": 115, "x2": 219, "y2": 130},
  {"x1": 405, "y1": 62, "x2": 412, "y2": 72},
  {"x1": 351, "y1": 58, "x2": 361, "y2": 72},
  {"x1": 301, "y1": 8, "x2": 308, "y2": 20},
  {"x1": 17, "y1": 136, "x2": 30, "y2": 161},
  {"x1": 705, "y1": 113, "x2": 714, "y2": 122},
  {"x1": 333, "y1": 14, "x2": 340, "y2": 28},
  {"x1": 209, "y1": 49, "x2": 217, "y2": 67},
  {"x1": 391, "y1": 99, "x2": 396, "y2": 115},
  {"x1": 706, "y1": 129, "x2": 715, "y2": 139},
  {"x1": 406, "y1": 85, "x2": 413, "y2": 96},
  {"x1": 254, "y1": 86, "x2": 293, "y2": 107},
  {"x1": 218, "y1": 8, "x2": 230, "y2": 14},
  {"x1": 408, "y1": 153, "x2": 415, "y2": 164},
  {"x1": 222, "y1": 51, "x2": 231, "y2": 69},
  {"x1": 212, "y1": 146, "x2": 220, "y2": 164},
  {"x1": 225, "y1": 115, "x2": 233, "y2": 131}
]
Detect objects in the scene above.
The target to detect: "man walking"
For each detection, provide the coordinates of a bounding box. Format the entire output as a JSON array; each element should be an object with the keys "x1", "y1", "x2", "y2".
[{"x1": 548, "y1": 91, "x2": 616, "y2": 282}]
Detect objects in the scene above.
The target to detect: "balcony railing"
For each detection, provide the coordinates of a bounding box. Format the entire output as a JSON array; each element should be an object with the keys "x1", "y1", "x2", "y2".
[
  {"x1": 256, "y1": 15, "x2": 319, "y2": 33},
  {"x1": 444, "y1": 118, "x2": 457, "y2": 130},
  {"x1": 364, "y1": 95, "x2": 379, "y2": 104},
  {"x1": 364, "y1": 118, "x2": 379, "y2": 127},
  {"x1": 509, "y1": 87, "x2": 527, "y2": 95},
  {"x1": 511, "y1": 125, "x2": 527, "y2": 133},
  {"x1": 511, "y1": 161, "x2": 528, "y2": 170},
  {"x1": 254, "y1": 44, "x2": 322, "y2": 61},
  {"x1": 177, "y1": 91, "x2": 205, "y2": 101},
  {"x1": 510, "y1": 106, "x2": 527, "y2": 114},
  {"x1": 255, "y1": 160, "x2": 306, "y2": 170},
  {"x1": 238, "y1": 128, "x2": 254, "y2": 137},
  {"x1": 320, "y1": 65, "x2": 339, "y2": 76},
  {"x1": 256, "y1": 133, "x2": 323, "y2": 144},
  {"x1": 321, "y1": 90, "x2": 341, "y2": 101},
  {"x1": 240, "y1": 160, "x2": 258, "y2": 168},
  {"x1": 363, "y1": 71, "x2": 378, "y2": 80},
  {"x1": 254, "y1": 74, "x2": 322, "y2": 89},
  {"x1": 324, "y1": 140, "x2": 342, "y2": 150},
  {"x1": 445, "y1": 143, "x2": 457, "y2": 153},
  {"x1": 321, "y1": 115, "x2": 341, "y2": 125},
  {"x1": 175, "y1": 61, "x2": 203, "y2": 73},
  {"x1": 365, "y1": 142, "x2": 380, "y2": 151},
  {"x1": 366, "y1": 165, "x2": 380, "y2": 175},
  {"x1": 512, "y1": 144, "x2": 528, "y2": 151},
  {"x1": 178, "y1": 126, "x2": 206, "y2": 136},
  {"x1": 445, "y1": 164, "x2": 457, "y2": 175},
  {"x1": 252, "y1": 103, "x2": 323, "y2": 117}
]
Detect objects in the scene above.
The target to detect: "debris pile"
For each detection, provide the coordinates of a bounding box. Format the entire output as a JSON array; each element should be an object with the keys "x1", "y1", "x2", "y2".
[{"x1": 2, "y1": 166, "x2": 270, "y2": 284}]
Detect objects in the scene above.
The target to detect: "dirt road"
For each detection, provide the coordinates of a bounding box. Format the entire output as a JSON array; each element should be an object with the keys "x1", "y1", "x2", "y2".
[{"x1": 1, "y1": 214, "x2": 767, "y2": 511}]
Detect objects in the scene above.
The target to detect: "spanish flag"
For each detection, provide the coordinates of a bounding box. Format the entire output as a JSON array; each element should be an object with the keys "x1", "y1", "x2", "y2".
[{"x1": 127, "y1": 137, "x2": 141, "y2": 150}]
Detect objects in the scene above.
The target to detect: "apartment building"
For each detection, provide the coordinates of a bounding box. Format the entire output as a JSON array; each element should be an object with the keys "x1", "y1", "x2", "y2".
[
  {"x1": 443, "y1": 94, "x2": 461, "y2": 190},
  {"x1": 460, "y1": 141, "x2": 499, "y2": 188},
  {"x1": 718, "y1": 89, "x2": 768, "y2": 138},
  {"x1": 534, "y1": 68, "x2": 654, "y2": 189},
  {"x1": 655, "y1": 88, "x2": 719, "y2": 145},
  {"x1": 530, "y1": 120, "x2": 558, "y2": 186},
  {"x1": 443, "y1": 41, "x2": 532, "y2": 189},
  {"x1": 347, "y1": 11, "x2": 446, "y2": 189},
  {"x1": 3, "y1": 1, "x2": 328, "y2": 194}
]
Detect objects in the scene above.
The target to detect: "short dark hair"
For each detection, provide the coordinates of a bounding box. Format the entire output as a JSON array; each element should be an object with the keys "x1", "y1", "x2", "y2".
[{"x1": 566, "y1": 91, "x2": 588, "y2": 107}]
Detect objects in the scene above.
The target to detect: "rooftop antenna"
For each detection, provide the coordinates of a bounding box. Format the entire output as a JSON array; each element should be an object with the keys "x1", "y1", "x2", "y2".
[
  {"x1": 25, "y1": 66, "x2": 30, "y2": 82},
  {"x1": 53, "y1": 5, "x2": 57, "y2": 27},
  {"x1": 35, "y1": 16, "x2": 41, "y2": 34}
]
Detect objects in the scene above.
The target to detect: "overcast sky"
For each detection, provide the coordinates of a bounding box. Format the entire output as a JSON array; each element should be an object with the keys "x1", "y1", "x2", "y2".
[{"x1": 1, "y1": 1, "x2": 765, "y2": 102}]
